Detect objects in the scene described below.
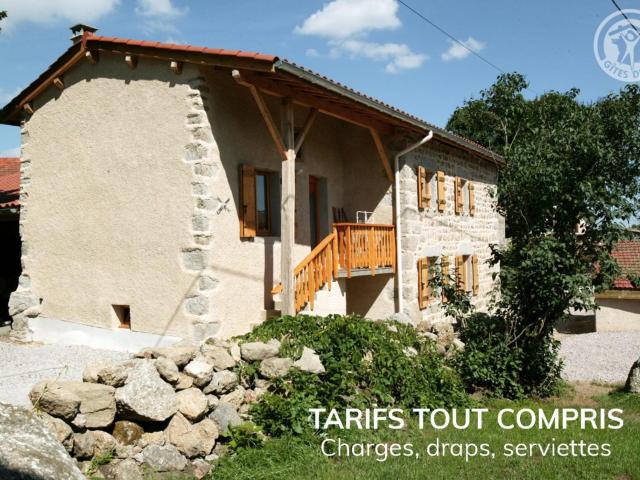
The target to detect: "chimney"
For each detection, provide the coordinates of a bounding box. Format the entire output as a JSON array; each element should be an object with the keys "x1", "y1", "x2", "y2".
[{"x1": 70, "y1": 24, "x2": 97, "y2": 44}]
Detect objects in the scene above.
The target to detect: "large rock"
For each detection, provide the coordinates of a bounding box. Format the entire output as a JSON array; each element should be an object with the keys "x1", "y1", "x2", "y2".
[
  {"x1": 184, "y1": 357, "x2": 214, "y2": 387},
  {"x1": 136, "y1": 444, "x2": 188, "y2": 472},
  {"x1": 0, "y1": 403, "x2": 84, "y2": 480},
  {"x1": 155, "y1": 356, "x2": 180, "y2": 385},
  {"x1": 176, "y1": 388, "x2": 208, "y2": 421},
  {"x1": 174, "y1": 373, "x2": 194, "y2": 391},
  {"x1": 112, "y1": 420, "x2": 144, "y2": 446},
  {"x1": 99, "y1": 458, "x2": 142, "y2": 480},
  {"x1": 72, "y1": 430, "x2": 116, "y2": 460},
  {"x1": 219, "y1": 387, "x2": 246, "y2": 409},
  {"x1": 203, "y1": 370, "x2": 238, "y2": 394},
  {"x1": 30, "y1": 381, "x2": 116, "y2": 428},
  {"x1": 165, "y1": 412, "x2": 218, "y2": 458},
  {"x1": 29, "y1": 381, "x2": 80, "y2": 421},
  {"x1": 115, "y1": 360, "x2": 177, "y2": 422},
  {"x1": 209, "y1": 402, "x2": 242, "y2": 435},
  {"x1": 38, "y1": 412, "x2": 74, "y2": 453},
  {"x1": 626, "y1": 357, "x2": 640, "y2": 393},
  {"x1": 293, "y1": 347, "x2": 325, "y2": 374},
  {"x1": 137, "y1": 431, "x2": 165, "y2": 449},
  {"x1": 201, "y1": 343, "x2": 236, "y2": 371},
  {"x1": 259, "y1": 357, "x2": 293, "y2": 379},
  {"x1": 136, "y1": 345, "x2": 197, "y2": 368},
  {"x1": 240, "y1": 339, "x2": 280, "y2": 361},
  {"x1": 97, "y1": 363, "x2": 131, "y2": 387}
]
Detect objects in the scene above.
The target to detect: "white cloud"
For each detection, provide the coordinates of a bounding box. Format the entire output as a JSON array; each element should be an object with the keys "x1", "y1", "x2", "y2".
[
  {"x1": 306, "y1": 48, "x2": 320, "y2": 57},
  {"x1": 0, "y1": 147, "x2": 20, "y2": 157},
  {"x1": 295, "y1": 0, "x2": 425, "y2": 74},
  {"x1": 135, "y1": 0, "x2": 186, "y2": 18},
  {"x1": 295, "y1": 0, "x2": 400, "y2": 39},
  {"x1": 333, "y1": 39, "x2": 427, "y2": 73},
  {"x1": 0, "y1": 0, "x2": 119, "y2": 31},
  {"x1": 441, "y1": 36, "x2": 486, "y2": 61}
]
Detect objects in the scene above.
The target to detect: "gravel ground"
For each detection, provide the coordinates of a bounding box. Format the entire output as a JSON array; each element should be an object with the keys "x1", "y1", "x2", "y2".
[
  {"x1": 0, "y1": 338, "x2": 129, "y2": 406},
  {"x1": 559, "y1": 331, "x2": 640, "y2": 384}
]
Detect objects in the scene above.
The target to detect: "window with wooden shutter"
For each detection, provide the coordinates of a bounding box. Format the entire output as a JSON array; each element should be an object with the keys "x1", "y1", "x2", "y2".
[
  {"x1": 240, "y1": 165, "x2": 256, "y2": 238},
  {"x1": 472, "y1": 254, "x2": 479, "y2": 295},
  {"x1": 455, "y1": 177, "x2": 463, "y2": 215},
  {"x1": 441, "y1": 256, "x2": 449, "y2": 303},
  {"x1": 417, "y1": 166, "x2": 431, "y2": 210},
  {"x1": 437, "y1": 170, "x2": 446, "y2": 212},
  {"x1": 469, "y1": 181, "x2": 475, "y2": 216}
]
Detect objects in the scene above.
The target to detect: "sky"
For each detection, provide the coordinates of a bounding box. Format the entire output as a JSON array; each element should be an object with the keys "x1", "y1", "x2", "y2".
[{"x1": 0, "y1": 0, "x2": 636, "y2": 156}]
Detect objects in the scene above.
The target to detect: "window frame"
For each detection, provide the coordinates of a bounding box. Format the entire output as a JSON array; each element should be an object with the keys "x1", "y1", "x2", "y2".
[{"x1": 255, "y1": 169, "x2": 274, "y2": 237}]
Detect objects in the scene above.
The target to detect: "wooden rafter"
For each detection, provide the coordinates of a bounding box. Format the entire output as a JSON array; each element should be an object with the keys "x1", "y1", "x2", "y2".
[
  {"x1": 125, "y1": 55, "x2": 138, "y2": 69},
  {"x1": 369, "y1": 128, "x2": 393, "y2": 182},
  {"x1": 232, "y1": 70, "x2": 287, "y2": 161},
  {"x1": 85, "y1": 50, "x2": 99, "y2": 64},
  {"x1": 295, "y1": 108, "x2": 318, "y2": 154},
  {"x1": 170, "y1": 60, "x2": 183, "y2": 75},
  {"x1": 52, "y1": 77, "x2": 65, "y2": 91}
]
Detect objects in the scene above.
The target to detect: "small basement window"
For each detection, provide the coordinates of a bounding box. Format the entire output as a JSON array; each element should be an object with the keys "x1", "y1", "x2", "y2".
[{"x1": 113, "y1": 305, "x2": 131, "y2": 329}]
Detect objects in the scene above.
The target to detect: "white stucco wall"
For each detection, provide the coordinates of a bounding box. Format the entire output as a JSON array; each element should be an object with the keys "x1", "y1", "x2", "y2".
[
  {"x1": 19, "y1": 54, "x2": 203, "y2": 338},
  {"x1": 596, "y1": 298, "x2": 640, "y2": 331}
]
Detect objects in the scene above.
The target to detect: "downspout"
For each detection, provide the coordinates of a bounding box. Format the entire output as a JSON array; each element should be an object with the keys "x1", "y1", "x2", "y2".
[{"x1": 394, "y1": 131, "x2": 434, "y2": 314}]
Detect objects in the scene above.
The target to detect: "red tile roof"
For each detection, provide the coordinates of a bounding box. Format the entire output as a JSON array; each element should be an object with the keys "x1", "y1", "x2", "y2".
[
  {"x1": 611, "y1": 240, "x2": 640, "y2": 289},
  {"x1": 0, "y1": 157, "x2": 20, "y2": 209}
]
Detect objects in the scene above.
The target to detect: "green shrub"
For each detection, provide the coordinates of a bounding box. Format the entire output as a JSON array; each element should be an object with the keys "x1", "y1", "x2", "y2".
[
  {"x1": 227, "y1": 422, "x2": 265, "y2": 451},
  {"x1": 242, "y1": 314, "x2": 469, "y2": 436},
  {"x1": 455, "y1": 312, "x2": 563, "y2": 398}
]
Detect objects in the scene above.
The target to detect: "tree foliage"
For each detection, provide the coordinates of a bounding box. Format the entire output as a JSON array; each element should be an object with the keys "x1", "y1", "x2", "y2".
[
  {"x1": 0, "y1": 11, "x2": 6, "y2": 31},
  {"x1": 447, "y1": 73, "x2": 640, "y2": 396}
]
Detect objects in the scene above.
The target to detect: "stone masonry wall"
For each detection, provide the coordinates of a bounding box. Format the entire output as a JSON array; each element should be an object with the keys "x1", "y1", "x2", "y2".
[{"x1": 399, "y1": 138, "x2": 505, "y2": 325}]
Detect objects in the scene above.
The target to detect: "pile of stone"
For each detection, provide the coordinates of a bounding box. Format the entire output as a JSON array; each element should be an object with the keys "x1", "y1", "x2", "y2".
[
  {"x1": 416, "y1": 320, "x2": 465, "y2": 355},
  {"x1": 21, "y1": 337, "x2": 324, "y2": 479}
]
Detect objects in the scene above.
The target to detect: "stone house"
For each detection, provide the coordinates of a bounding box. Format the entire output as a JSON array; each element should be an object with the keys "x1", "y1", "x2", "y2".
[{"x1": 0, "y1": 26, "x2": 504, "y2": 348}]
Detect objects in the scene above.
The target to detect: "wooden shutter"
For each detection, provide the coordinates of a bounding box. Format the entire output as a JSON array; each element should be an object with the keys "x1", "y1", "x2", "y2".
[
  {"x1": 455, "y1": 177, "x2": 463, "y2": 215},
  {"x1": 418, "y1": 257, "x2": 429, "y2": 310},
  {"x1": 437, "y1": 171, "x2": 446, "y2": 212},
  {"x1": 472, "y1": 254, "x2": 479, "y2": 295},
  {"x1": 468, "y1": 181, "x2": 475, "y2": 216},
  {"x1": 441, "y1": 256, "x2": 449, "y2": 303},
  {"x1": 417, "y1": 166, "x2": 431, "y2": 210},
  {"x1": 455, "y1": 255, "x2": 465, "y2": 291},
  {"x1": 240, "y1": 164, "x2": 256, "y2": 238}
]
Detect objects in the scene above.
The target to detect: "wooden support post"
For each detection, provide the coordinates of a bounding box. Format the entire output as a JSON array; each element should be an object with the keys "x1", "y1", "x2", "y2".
[
  {"x1": 281, "y1": 97, "x2": 296, "y2": 315},
  {"x1": 295, "y1": 108, "x2": 318, "y2": 154}
]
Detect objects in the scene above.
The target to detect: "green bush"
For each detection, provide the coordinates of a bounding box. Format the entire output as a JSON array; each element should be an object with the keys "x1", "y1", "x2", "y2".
[
  {"x1": 241, "y1": 314, "x2": 469, "y2": 436},
  {"x1": 455, "y1": 312, "x2": 563, "y2": 398}
]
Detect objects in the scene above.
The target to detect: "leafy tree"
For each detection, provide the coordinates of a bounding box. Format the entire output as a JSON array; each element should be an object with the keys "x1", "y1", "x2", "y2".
[
  {"x1": 0, "y1": 11, "x2": 6, "y2": 31},
  {"x1": 447, "y1": 74, "x2": 640, "y2": 396}
]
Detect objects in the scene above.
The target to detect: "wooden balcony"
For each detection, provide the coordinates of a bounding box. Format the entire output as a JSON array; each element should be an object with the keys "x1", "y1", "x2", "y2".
[{"x1": 274, "y1": 223, "x2": 396, "y2": 313}]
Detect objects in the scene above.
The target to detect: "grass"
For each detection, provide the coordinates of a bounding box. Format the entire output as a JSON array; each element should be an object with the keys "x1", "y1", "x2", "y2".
[{"x1": 209, "y1": 384, "x2": 640, "y2": 480}]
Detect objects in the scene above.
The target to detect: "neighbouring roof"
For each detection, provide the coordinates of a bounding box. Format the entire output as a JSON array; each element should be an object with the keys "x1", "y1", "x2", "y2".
[
  {"x1": 611, "y1": 240, "x2": 640, "y2": 289},
  {"x1": 0, "y1": 157, "x2": 20, "y2": 209},
  {"x1": 0, "y1": 32, "x2": 503, "y2": 165}
]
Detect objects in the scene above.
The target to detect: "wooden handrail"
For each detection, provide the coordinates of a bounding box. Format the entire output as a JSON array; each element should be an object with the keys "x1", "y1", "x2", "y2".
[{"x1": 272, "y1": 222, "x2": 396, "y2": 312}]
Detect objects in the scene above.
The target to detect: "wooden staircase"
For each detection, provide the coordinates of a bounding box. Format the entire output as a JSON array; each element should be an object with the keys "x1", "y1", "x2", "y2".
[{"x1": 272, "y1": 223, "x2": 395, "y2": 313}]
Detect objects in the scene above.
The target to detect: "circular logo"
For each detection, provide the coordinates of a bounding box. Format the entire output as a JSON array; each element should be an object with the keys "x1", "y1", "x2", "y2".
[{"x1": 594, "y1": 9, "x2": 640, "y2": 82}]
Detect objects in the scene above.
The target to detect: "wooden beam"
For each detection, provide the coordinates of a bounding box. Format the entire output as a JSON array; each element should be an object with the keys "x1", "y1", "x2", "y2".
[
  {"x1": 170, "y1": 60, "x2": 183, "y2": 75},
  {"x1": 85, "y1": 50, "x2": 99, "y2": 64},
  {"x1": 281, "y1": 97, "x2": 297, "y2": 315},
  {"x1": 125, "y1": 55, "x2": 137, "y2": 69},
  {"x1": 370, "y1": 128, "x2": 393, "y2": 182},
  {"x1": 294, "y1": 108, "x2": 318, "y2": 154},
  {"x1": 52, "y1": 77, "x2": 64, "y2": 91},
  {"x1": 235, "y1": 70, "x2": 395, "y2": 135},
  {"x1": 232, "y1": 70, "x2": 287, "y2": 161},
  {"x1": 23, "y1": 103, "x2": 34, "y2": 115}
]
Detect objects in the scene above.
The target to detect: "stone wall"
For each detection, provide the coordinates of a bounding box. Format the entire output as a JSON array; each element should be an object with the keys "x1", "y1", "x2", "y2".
[{"x1": 398, "y1": 138, "x2": 505, "y2": 325}]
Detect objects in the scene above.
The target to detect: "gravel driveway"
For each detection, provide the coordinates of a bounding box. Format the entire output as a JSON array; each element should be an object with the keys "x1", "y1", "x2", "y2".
[
  {"x1": 0, "y1": 338, "x2": 129, "y2": 406},
  {"x1": 559, "y1": 331, "x2": 640, "y2": 384}
]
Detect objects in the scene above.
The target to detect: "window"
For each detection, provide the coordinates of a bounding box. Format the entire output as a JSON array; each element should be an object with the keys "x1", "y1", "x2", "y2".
[
  {"x1": 113, "y1": 305, "x2": 131, "y2": 329},
  {"x1": 455, "y1": 177, "x2": 476, "y2": 216},
  {"x1": 240, "y1": 165, "x2": 280, "y2": 238},
  {"x1": 455, "y1": 255, "x2": 479, "y2": 296}
]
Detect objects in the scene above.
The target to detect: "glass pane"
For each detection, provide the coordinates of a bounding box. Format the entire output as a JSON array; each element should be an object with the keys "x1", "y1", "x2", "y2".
[{"x1": 256, "y1": 174, "x2": 269, "y2": 232}]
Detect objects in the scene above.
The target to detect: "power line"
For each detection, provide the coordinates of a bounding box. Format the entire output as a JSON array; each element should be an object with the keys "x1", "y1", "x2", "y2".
[
  {"x1": 397, "y1": 0, "x2": 506, "y2": 74},
  {"x1": 610, "y1": 0, "x2": 640, "y2": 35}
]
